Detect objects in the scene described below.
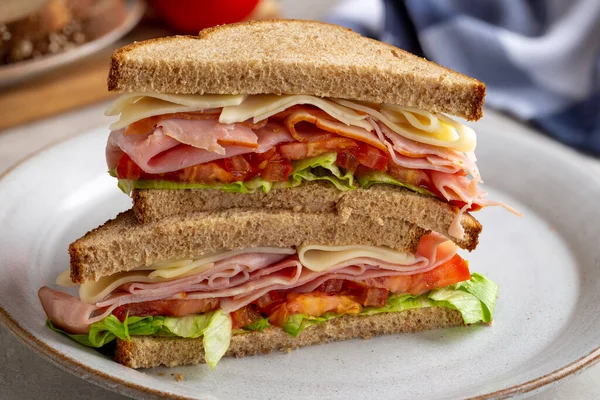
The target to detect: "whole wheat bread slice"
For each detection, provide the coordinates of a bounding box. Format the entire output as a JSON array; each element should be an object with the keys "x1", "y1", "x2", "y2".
[
  {"x1": 69, "y1": 209, "x2": 427, "y2": 283},
  {"x1": 115, "y1": 307, "x2": 464, "y2": 368},
  {"x1": 108, "y1": 20, "x2": 485, "y2": 120},
  {"x1": 132, "y1": 183, "x2": 481, "y2": 251}
]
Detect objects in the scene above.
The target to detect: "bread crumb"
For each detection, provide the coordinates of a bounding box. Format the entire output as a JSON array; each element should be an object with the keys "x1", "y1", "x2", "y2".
[
  {"x1": 158, "y1": 372, "x2": 164, "y2": 376},
  {"x1": 176, "y1": 373, "x2": 183, "y2": 382}
]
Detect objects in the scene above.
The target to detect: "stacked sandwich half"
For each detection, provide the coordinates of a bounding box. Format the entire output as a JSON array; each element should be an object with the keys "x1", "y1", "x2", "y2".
[{"x1": 39, "y1": 20, "x2": 515, "y2": 369}]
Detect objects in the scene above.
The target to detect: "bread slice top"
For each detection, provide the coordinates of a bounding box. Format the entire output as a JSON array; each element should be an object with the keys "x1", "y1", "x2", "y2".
[
  {"x1": 69, "y1": 209, "x2": 427, "y2": 283},
  {"x1": 108, "y1": 19, "x2": 485, "y2": 120},
  {"x1": 132, "y1": 183, "x2": 481, "y2": 251}
]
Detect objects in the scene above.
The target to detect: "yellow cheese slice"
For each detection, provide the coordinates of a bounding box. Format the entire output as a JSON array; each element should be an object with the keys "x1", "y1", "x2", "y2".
[
  {"x1": 334, "y1": 99, "x2": 476, "y2": 153},
  {"x1": 297, "y1": 244, "x2": 416, "y2": 272}
]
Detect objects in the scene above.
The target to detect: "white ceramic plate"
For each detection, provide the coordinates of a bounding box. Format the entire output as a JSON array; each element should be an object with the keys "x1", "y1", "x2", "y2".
[
  {"x1": 0, "y1": 123, "x2": 599, "y2": 400},
  {"x1": 0, "y1": 0, "x2": 144, "y2": 87}
]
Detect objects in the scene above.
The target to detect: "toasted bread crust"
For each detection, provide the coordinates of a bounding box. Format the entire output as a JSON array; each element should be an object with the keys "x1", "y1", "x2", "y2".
[
  {"x1": 69, "y1": 209, "x2": 427, "y2": 283},
  {"x1": 115, "y1": 307, "x2": 465, "y2": 368},
  {"x1": 132, "y1": 184, "x2": 481, "y2": 251},
  {"x1": 108, "y1": 20, "x2": 485, "y2": 120}
]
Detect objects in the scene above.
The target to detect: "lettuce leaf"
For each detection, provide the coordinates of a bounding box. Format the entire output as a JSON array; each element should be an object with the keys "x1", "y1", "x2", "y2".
[
  {"x1": 116, "y1": 176, "x2": 272, "y2": 196},
  {"x1": 161, "y1": 314, "x2": 214, "y2": 339},
  {"x1": 283, "y1": 152, "x2": 356, "y2": 191},
  {"x1": 358, "y1": 170, "x2": 435, "y2": 196},
  {"x1": 282, "y1": 312, "x2": 340, "y2": 337},
  {"x1": 202, "y1": 310, "x2": 233, "y2": 370},
  {"x1": 112, "y1": 153, "x2": 435, "y2": 196},
  {"x1": 243, "y1": 317, "x2": 270, "y2": 332},
  {"x1": 46, "y1": 315, "x2": 163, "y2": 348},
  {"x1": 429, "y1": 273, "x2": 498, "y2": 324},
  {"x1": 282, "y1": 273, "x2": 498, "y2": 336},
  {"x1": 47, "y1": 311, "x2": 233, "y2": 368}
]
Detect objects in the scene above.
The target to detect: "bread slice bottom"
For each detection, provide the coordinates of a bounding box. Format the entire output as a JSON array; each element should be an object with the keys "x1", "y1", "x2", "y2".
[{"x1": 115, "y1": 308, "x2": 464, "y2": 368}]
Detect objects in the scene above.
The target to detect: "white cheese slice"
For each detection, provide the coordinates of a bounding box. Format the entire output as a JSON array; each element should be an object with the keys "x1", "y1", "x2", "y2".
[
  {"x1": 75, "y1": 247, "x2": 296, "y2": 304},
  {"x1": 218, "y1": 94, "x2": 373, "y2": 131},
  {"x1": 107, "y1": 93, "x2": 247, "y2": 130},
  {"x1": 297, "y1": 244, "x2": 416, "y2": 272},
  {"x1": 105, "y1": 92, "x2": 476, "y2": 153},
  {"x1": 64, "y1": 245, "x2": 420, "y2": 303},
  {"x1": 55, "y1": 269, "x2": 77, "y2": 287}
]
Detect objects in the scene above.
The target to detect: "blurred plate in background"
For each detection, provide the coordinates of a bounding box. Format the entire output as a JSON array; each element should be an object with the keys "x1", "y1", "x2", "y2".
[{"x1": 0, "y1": 0, "x2": 144, "y2": 88}]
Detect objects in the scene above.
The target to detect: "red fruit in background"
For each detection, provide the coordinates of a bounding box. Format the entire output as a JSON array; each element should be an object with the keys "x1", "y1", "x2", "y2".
[{"x1": 149, "y1": 0, "x2": 260, "y2": 34}]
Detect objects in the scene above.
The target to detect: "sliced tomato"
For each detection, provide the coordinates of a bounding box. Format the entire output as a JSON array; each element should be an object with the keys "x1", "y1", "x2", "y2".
[
  {"x1": 268, "y1": 292, "x2": 362, "y2": 327},
  {"x1": 336, "y1": 150, "x2": 360, "y2": 173},
  {"x1": 223, "y1": 155, "x2": 253, "y2": 181},
  {"x1": 174, "y1": 161, "x2": 234, "y2": 184},
  {"x1": 112, "y1": 298, "x2": 219, "y2": 322},
  {"x1": 230, "y1": 305, "x2": 263, "y2": 329},
  {"x1": 360, "y1": 254, "x2": 471, "y2": 295},
  {"x1": 245, "y1": 147, "x2": 278, "y2": 167},
  {"x1": 354, "y1": 142, "x2": 388, "y2": 171},
  {"x1": 339, "y1": 281, "x2": 388, "y2": 307},
  {"x1": 383, "y1": 163, "x2": 433, "y2": 189},
  {"x1": 116, "y1": 153, "x2": 143, "y2": 180},
  {"x1": 253, "y1": 290, "x2": 286, "y2": 314},
  {"x1": 314, "y1": 279, "x2": 388, "y2": 306},
  {"x1": 279, "y1": 137, "x2": 358, "y2": 160},
  {"x1": 260, "y1": 159, "x2": 292, "y2": 182}
]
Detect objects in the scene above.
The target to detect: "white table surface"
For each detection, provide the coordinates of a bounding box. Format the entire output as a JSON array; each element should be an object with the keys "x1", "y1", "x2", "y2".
[{"x1": 0, "y1": 102, "x2": 599, "y2": 399}]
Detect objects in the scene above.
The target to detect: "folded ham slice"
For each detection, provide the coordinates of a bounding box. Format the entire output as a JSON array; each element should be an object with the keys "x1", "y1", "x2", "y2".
[
  {"x1": 38, "y1": 287, "x2": 98, "y2": 334},
  {"x1": 39, "y1": 234, "x2": 459, "y2": 334},
  {"x1": 158, "y1": 119, "x2": 259, "y2": 155},
  {"x1": 106, "y1": 121, "x2": 294, "y2": 174}
]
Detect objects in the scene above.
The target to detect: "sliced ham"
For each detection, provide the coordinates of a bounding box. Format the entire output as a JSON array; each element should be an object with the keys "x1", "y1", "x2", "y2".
[
  {"x1": 38, "y1": 287, "x2": 99, "y2": 335},
  {"x1": 40, "y1": 234, "x2": 460, "y2": 334},
  {"x1": 102, "y1": 233, "x2": 456, "y2": 313},
  {"x1": 283, "y1": 109, "x2": 384, "y2": 149},
  {"x1": 115, "y1": 253, "x2": 289, "y2": 301},
  {"x1": 158, "y1": 119, "x2": 259, "y2": 155},
  {"x1": 106, "y1": 122, "x2": 294, "y2": 174},
  {"x1": 378, "y1": 123, "x2": 481, "y2": 180}
]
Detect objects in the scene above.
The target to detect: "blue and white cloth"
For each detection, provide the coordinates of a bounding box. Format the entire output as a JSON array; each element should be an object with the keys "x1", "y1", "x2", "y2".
[{"x1": 327, "y1": 0, "x2": 600, "y2": 155}]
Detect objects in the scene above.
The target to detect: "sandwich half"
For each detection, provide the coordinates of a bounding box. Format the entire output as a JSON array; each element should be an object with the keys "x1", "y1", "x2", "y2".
[
  {"x1": 39, "y1": 208, "x2": 496, "y2": 369},
  {"x1": 38, "y1": 20, "x2": 511, "y2": 369},
  {"x1": 104, "y1": 20, "x2": 516, "y2": 238}
]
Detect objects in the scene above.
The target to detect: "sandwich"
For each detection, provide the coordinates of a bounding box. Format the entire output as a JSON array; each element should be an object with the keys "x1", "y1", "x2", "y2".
[{"x1": 38, "y1": 20, "x2": 516, "y2": 369}]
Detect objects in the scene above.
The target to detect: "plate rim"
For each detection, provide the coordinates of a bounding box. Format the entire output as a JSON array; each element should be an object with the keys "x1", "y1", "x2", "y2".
[{"x1": 1, "y1": 126, "x2": 600, "y2": 399}]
